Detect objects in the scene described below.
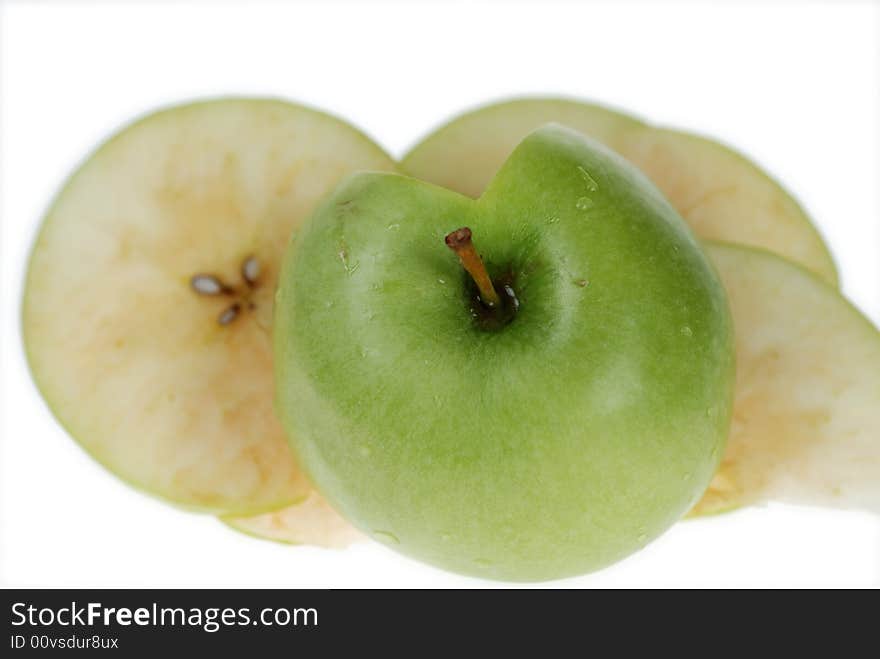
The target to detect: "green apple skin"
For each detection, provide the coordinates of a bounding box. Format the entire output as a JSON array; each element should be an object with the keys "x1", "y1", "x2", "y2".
[{"x1": 275, "y1": 125, "x2": 735, "y2": 581}]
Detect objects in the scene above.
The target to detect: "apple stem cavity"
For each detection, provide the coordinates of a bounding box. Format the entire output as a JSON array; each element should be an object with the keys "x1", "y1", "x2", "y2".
[{"x1": 445, "y1": 227, "x2": 501, "y2": 308}]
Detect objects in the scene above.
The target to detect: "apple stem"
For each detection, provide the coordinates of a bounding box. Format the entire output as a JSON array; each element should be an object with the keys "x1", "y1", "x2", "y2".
[{"x1": 445, "y1": 227, "x2": 501, "y2": 308}]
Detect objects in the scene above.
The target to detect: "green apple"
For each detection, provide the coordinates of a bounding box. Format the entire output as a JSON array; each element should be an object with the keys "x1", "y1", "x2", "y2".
[
  {"x1": 23, "y1": 98, "x2": 396, "y2": 515},
  {"x1": 402, "y1": 97, "x2": 838, "y2": 285},
  {"x1": 275, "y1": 124, "x2": 735, "y2": 581},
  {"x1": 693, "y1": 244, "x2": 880, "y2": 515}
]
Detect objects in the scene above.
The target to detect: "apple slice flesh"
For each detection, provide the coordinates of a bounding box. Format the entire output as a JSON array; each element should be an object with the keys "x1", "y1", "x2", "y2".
[
  {"x1": 222, "y1": 493, "x2": 362, "y2": 548},
  {"x1": 23, "y1": 99, "x2": 396, "y2": 515},
  {"x1": 401, "y1": 98, "x2": 838, "y2": 285},
  {"x1": 693, "y1": 243, "x2": 880, "y2": 515}
]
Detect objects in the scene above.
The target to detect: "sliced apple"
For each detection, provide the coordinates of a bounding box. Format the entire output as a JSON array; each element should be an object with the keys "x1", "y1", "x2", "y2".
[
  {"x1": 693, "y1": 243, "x2": 880, "y2": 515},
  {"x1": 222, "y1": 493, "x2": 361, "y2": 548},
  {"x1": 401, "y1": 98, "x2": 838, "y2": 285},
  {"x1": 23, "y1": 98, "x2": 396, "y2": 515},
  {"x1": 619, "y1": 127, "x2": 838, "y2": 286}
]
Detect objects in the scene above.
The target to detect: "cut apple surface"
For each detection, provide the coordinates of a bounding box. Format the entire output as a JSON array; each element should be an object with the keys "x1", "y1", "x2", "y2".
[
  {"x1": 693, "y1": 243, "x2": 880, "y2": 515},
  {"x1": 23, "y1": 98, "x2": 396, "y2": 515},
  {"x1": 222, "y1": 493, "x2": 361, "y2": 548},
  {"x1": 402, "y1": 98, "x2": 838, "y2": 285}
]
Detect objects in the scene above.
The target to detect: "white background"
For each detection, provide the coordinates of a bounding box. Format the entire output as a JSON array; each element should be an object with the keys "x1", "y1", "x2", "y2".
[{"x1": 1, "y1": 0, "x2": 878, "y2": 588}]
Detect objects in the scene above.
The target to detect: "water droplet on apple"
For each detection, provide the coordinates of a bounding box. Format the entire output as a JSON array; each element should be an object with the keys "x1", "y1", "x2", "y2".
[
  {"x1": 547, "y1": 216, "x2": 560, "y2": 225},
  {"x1": 438, "y1": 278, "x2": 446, "y2": 284},
  {"x1": 680, "y1": 326, "x2": 693, "y2": 337},
  {"x1": 373, "y1": 531, "x2": 399, "y2": 544},
  {"x1": 637, "y1": 533, "x2": 648, "y2": 543},
  {"x1": 577, "y1": 166, "x2": 599, "y2": 192},
  {"x1": 386, "y1": 223, "x2": 400, "y2": 231},
  {"x1": 576, "y1": 196, "x2": 594, "y2": 211},
  {"x1": 574, "y1": 279, "x2": 589, "y2": 288}
]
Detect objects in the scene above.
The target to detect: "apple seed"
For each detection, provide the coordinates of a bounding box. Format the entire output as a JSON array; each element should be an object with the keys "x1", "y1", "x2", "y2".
[{"x1": 191, "y1": 256, "x2": 262, "y2": 326}]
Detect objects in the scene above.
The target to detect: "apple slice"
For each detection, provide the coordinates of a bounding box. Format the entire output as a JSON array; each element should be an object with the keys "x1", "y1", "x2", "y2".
[
  {"x1": 222, "y1": 493, "x2": 362, "y2": 548},
  {"x1": 24, "y1": 98, "x2": 396, "y2": 515},
  {"x1": 693, "y1": 243, "x2": 880, "y2": 515},
  {"x1": 401, "y1": 98, "x2": 838, "y2": 285},
  {"x1": 618, "y1": 127, "x2": 838, "y2": 286}
]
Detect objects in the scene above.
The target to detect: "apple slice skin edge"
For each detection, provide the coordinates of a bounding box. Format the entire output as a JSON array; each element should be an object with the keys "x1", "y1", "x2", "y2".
[
  {"x1": 401, "y1": 97, "x2": 839, "y2": 286},
  {"x1": 693, "y1": 242, "x2": 880, "y2": 516},
  {"x1": 22, "y1": 98, "x2": 397, "y2": 516}
]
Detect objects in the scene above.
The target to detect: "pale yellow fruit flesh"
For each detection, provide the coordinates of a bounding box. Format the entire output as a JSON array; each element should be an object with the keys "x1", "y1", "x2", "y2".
[
  {"x1": 693, "y1": 243, "x2": 880, "y2": 515},
  {"x1": 619, "y1": 128, "x2": 838, "y2": 286},
  {"x1": 222, "y1": 493, "x2": 362, "y2": 548},
  {"x1": 401, "y1": 98, "x2": 838, "y2": 285},
  {"x1": 24, "y1": 99, "x2": 396, "y2": 515}
]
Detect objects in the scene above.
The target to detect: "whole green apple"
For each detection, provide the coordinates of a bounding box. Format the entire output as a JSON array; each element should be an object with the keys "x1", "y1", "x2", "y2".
[{"x1": 275, "y1": 125, "x2": 735, "y2": 581}]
